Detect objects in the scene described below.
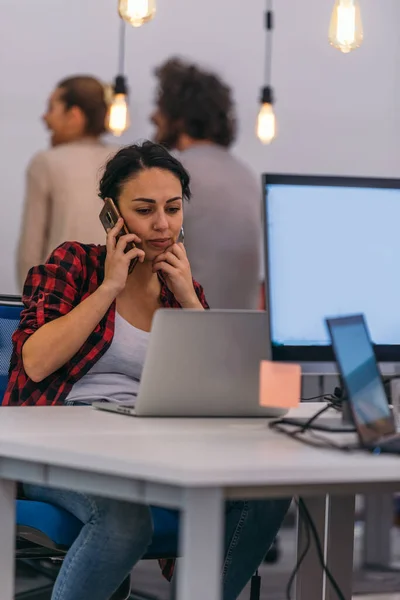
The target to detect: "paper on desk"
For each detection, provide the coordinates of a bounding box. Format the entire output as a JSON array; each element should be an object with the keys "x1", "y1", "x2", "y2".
[{"x1": 259, "y1": 361, "x2": 301, "y2": 408}]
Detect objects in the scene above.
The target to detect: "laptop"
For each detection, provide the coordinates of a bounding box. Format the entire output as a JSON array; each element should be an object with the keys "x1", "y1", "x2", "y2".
[
  {"x1": 93, "y1": 310, "x2": 289, "y2": 418},
  {"x1": 326, "y1": 314, "x2": 400, "y2": 453}
]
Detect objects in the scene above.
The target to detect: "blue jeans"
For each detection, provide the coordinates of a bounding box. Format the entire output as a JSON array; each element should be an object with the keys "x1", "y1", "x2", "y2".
[{"x1": 23, "y1": 483, "x2": 290, "y2": 600}]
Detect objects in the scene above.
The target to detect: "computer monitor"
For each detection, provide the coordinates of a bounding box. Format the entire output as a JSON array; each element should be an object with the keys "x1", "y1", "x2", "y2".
[{"x1": 262, "y1": 174, "x2": 400, "y2": 362}]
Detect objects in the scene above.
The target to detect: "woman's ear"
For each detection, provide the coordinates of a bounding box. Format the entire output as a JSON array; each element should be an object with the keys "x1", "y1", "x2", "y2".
[{"x1": 68, "y1": 105, "x2": 86, "y2": 132}]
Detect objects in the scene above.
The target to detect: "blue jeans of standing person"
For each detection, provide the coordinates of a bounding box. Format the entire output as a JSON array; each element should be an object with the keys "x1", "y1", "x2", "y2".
[{"x1": 23, "y1": 483, "x2": 290, "y2": 600}]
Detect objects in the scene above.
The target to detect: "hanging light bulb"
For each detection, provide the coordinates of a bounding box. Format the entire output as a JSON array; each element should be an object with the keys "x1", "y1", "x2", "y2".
[
  {"x1": 328, "y1": 0, "x2": 363, "y2": 54},
  {"x1": 118, "y1": 0, "x2": 156, "y2": 27},
  {"x1": 256, "y1": 1, "x2": 277, "y2": 143},
  {"x1": 107, "y1": 76, "x2": 130, "y2": 137},
  {"x1": 257, "y1": 86, "x2": 276, "y2": 144}
]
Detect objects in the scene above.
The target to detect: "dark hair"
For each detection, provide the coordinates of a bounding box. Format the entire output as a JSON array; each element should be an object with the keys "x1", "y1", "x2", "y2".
[
  {"x1": 98, "y1": 141, "x2": 191, "y2": 203},
  {"x1": 154, "y1": 57, "x2": 237, "y2": 148},
  {"x1": 57, "y1": 75, "x2": 107, "y2": 137}
]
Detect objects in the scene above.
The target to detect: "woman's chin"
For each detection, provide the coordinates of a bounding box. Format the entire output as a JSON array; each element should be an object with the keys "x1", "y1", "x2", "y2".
[
  {"x1": 143, "y1": 245, "x2": 165, "y2": 258},
  {"x1": 142, "y1": 250, "x2": 162, "y2": 264}
]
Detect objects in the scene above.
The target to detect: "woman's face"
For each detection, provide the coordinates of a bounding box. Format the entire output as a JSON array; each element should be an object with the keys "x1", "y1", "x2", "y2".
[{"x1": 117, "y1": 167, "x2": 184, "y2": 262}]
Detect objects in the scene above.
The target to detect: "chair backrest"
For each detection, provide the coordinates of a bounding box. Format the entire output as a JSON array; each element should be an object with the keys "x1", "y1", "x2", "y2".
[{"x1": 0, "y1": 296, "x2": 23, "y2": 403}]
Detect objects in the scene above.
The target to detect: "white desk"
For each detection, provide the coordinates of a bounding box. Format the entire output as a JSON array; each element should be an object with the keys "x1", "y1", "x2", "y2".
[{"x1": 1, "y1": 403, "x2": 400, "y2": 600}]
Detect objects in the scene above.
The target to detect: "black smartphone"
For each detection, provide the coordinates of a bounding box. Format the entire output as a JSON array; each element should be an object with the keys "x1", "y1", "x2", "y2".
[{"x1": 99, "y1": 198, "x2": 138, "y2": 274}]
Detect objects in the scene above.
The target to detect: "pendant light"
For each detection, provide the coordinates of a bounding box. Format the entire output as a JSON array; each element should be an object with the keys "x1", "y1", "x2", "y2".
[
  {"x1": 257, "y1": 0, "x2": 276, "y2": 144},
  {"x1": 329, "y1": 0, "x2": 363, "y2": 54},
  {"x1": 118, "y1": 0, "x2": 156, "y2": 28},
  {"x1": 107, "y1": 19, "x2": 130, "y2": 137}
]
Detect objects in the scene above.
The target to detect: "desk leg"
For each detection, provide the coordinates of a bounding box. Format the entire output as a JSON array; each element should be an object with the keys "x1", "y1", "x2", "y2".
[
  {"x1": 363, "y1": 494, "x2": 392, "y2": 569},
  {"x1": 325, "y1": 495, "x2": 355, "y2": 600},
  {"x1": 296, "y1": 496, "x2": 327, "y2": 600},
  {"x1": 177, "y1": 487, "x2": 223, "y2": 600},
  {"x1": 0, "y1": 479, "x2": 16, "y2": 600}
]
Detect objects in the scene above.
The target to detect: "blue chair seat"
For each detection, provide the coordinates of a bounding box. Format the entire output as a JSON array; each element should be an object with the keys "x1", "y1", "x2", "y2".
[
  {"x1": 147, "y1": 507, "x2": 179, "y2": 557},
  {"x1": 17, "y1": 500, "x2": 82, "y2": 547},
  {"x1": 17, "y1": 500, "x2": 179, "y2": 557}
]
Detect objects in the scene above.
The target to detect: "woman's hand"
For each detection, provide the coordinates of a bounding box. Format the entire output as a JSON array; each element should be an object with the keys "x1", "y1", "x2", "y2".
[
  {"x1": 152, "y1": 243, "x2": 203, "y2": 309},
  {"x1": 102, "y1": 219, "x2": 145, "y2": 296}
]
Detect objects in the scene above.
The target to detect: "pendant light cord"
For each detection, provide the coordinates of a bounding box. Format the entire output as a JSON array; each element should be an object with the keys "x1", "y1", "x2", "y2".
[
  {"x1": 118, "y1": 18, "x2": 126, "y2": 75},
  {"x1": 264, "y1": 0, "x2": 274, "y2": 87}
]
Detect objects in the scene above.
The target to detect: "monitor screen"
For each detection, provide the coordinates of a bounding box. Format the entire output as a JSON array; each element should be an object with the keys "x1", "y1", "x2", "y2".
[
  {"x1": 326, "y1": 315, "x2": 394, "y2": 443},
  {"x1": 263, "y1": 174, "x2": 400, "y2": 362}
]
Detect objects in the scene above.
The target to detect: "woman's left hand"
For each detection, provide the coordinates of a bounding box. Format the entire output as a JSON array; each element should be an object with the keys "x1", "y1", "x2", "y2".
[{"x1": 152, "y1": 243, "x2": 203, "y2": 309}]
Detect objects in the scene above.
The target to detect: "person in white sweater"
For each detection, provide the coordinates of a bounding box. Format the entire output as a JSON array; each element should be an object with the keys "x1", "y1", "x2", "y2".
[{"x1": 17, "y1": 75, "x2": 117, "y2": 290}]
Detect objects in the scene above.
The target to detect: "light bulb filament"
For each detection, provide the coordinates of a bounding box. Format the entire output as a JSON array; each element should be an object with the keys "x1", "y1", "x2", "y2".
[
  {"x1": 127, "y1": 0, "x2": 149, "y2": 19},
  {"x1": 108, "y1": 94, "x2": 130, "y2": 137},
  {"x1": 336, "y1": 4, "x2": 356, "y2": 47}
]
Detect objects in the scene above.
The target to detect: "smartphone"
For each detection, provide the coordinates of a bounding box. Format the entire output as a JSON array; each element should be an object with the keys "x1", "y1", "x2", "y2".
[{"x1": 99, "y1": 198, "x2": 138, "y2": 274}]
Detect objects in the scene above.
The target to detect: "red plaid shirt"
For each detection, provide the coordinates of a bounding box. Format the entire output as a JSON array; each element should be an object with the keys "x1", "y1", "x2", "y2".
[
  {"x1": 4, "y1": 241, "x2": 208, "y2": 407},
  {"x1": 5, "y1": 241, "x2": 208, "y2": 581}
]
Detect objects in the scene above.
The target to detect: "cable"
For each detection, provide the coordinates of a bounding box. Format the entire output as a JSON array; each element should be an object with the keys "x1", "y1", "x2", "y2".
[
  {"x1": 298, "y1": 499, "x2": 347, "y2": 600},
  {"x1": 285, "y1": 499, "x2": 311, "y2": 600},
  {"x1": 271, "y1": 394, "x2": 353, "y2": 434},
  {"x1": 285, "y1": 499, "x2": 347, "y2": 600},
  {"x1": 298, "y1": 403, "x2": 332, "y2": 431},
  {"x1": 274, "y1": 403, "x2": 332, "y2": 433},
  {"x1": 270, "y1": 420, "x2": 357, "y2": 452},
  {"x1": 264, "y1": 0, "x2": 274, "y2": 87},
  {"x1": 300, "y1": 393, "x2": 330, "y2": 402},
  {"x1": 118, "y1": 18, "x2": 126, "y2": 74},
  {"x1": 269, "y1": 399, "x2": 358, "y2": 451}
]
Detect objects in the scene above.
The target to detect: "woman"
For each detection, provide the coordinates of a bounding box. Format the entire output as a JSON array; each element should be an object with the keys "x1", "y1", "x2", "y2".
[
  {"x1": 17, "y1": 75, "x2": 118, "y2": 290},
  {"x1": 5, "y1": 142, "x2": 290, "y2": 600}
]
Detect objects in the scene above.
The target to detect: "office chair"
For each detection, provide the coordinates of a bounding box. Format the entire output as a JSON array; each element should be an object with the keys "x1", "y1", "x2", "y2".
[{"x1": 0, "y1": 295, "x2": 272, "y2": 600}]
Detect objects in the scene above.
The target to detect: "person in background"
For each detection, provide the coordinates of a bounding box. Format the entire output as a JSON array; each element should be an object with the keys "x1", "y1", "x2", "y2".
[
  {"x1": 151, "y1": 58, "x2": 262, "y2": 310},
  {"x1": 17, "y1": 75, "x2": 117, "y2": 290}
]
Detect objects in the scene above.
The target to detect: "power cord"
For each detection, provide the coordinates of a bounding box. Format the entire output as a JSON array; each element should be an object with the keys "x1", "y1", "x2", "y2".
[
  {"x1": 296, "y1": 398, "x2": 342, "y2": 432},
  {"x1": 285, "y1": 499, "x2": 311, "y2": 600},
  {"x1": 272, "y1": 395, "x2": 341, "y2": 431},
  {"x1": 301, "y1": 393, "x2": 333, "y2": 402},
  {"x1": 269, "y1": 397, "x2": 358, "y2": 452},
  {"x1": 269, "y1": 420, "x2": 357, "y2": 451},
  {"x1": 296, "y1": 499, "x2": 346, "y2": 600},
  {"x1": 285, "y1": 499, "x2": 347, "y2": 600}
]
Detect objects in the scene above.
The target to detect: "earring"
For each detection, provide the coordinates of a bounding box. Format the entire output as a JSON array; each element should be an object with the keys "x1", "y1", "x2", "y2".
[{"x1": 179, "y1": 227, "x2": 185, "y2": 244}]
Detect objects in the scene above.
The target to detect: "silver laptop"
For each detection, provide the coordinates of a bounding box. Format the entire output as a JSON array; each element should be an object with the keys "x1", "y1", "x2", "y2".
[{"x1": 93, "y1": 310, "x2": 289, "y2": 418}]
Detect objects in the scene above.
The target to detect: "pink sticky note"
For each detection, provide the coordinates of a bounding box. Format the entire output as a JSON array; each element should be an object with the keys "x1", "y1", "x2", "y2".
[{"x1": 259, "y1": 361, "x2": 301, "y2": 409}]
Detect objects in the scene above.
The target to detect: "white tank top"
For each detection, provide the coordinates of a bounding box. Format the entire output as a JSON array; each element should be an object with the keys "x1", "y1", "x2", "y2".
[{"x1": 64, "y1": 312, "x2": 150, "y2": 406}]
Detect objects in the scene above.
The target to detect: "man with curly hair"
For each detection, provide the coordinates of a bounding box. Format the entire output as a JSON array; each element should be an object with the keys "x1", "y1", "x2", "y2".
[{"x1": 151, "y1": 58, "x2": 262, "y2": 310}]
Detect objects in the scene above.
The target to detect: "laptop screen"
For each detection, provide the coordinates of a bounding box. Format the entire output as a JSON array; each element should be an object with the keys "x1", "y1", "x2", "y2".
[{"x1": 326, "y1": 315, "x2": 395, "y2": 444}]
